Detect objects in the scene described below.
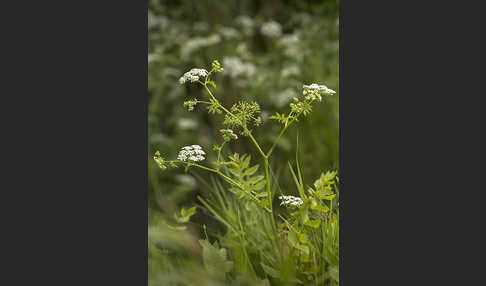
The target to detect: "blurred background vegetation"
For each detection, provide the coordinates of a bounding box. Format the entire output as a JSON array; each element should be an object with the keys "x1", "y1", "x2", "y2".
[{"x1": 148, "y1": 0, "x2": 339, "y2": 284}]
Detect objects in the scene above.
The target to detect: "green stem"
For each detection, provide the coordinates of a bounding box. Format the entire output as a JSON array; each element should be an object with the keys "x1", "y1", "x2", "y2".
[
  {"x1": 202, "y1": 82, "x2": 266, "y2": 160},
  {"x1": 202, "y1": 83, "x2": 235, "y2": 115},
  {"x1": 217, "y1": 141, "x2": 226, "y2": 163},
  {"x1": 190, "y1": 163, "x2": 241, "y2": 189},
  {"x1": 247, "y1": 129, "x2": 267, "y2": 159},
  {"x1": 264, "y1": 158, "x2": 280, "y2": 247},
  {"x1": 237, "y1": 208, "x2": 257, "y2": 276},
  {"x1": 201, "y1": 79, "x2": 282, "y2": 255},
  {"x1": 266, "y1": 116, "x2": 296, "y2": 158}
]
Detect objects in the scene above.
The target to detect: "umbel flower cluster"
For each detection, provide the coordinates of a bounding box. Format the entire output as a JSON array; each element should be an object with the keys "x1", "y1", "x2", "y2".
[
  {"x1": 302, "y1": 83, "x2": 336, "y2": 101},
  {"x1": 177, "y1": 145, "x2": 206, "y2": 162},
  {"x1": 179, "y1": 68, "x2": 209, "y2": 84},
  {"x1": 261, "y1": 20, "x2": 282, "y2": 38},
  {"x1": 279, "y1": 195, "x2": 304, "y2": 207}
]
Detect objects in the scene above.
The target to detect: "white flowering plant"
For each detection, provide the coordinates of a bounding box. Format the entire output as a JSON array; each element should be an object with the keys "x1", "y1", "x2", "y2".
[{"x1": 153, "y1": 59, "x2": 339, "y2": 285}]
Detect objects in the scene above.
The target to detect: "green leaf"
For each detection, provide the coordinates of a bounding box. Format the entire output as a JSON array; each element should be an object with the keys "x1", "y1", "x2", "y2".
[
  {"x1": 295, "y1": 243, "x2": 310, "y2": 255},
  {"x1": 247, "y1": 175, "x2": 264, "y2": 185},
  {"x1": 314, "y1": 171, "x2": 337, "y2": 192},
  {"x1": 207, "y1": 80, "x2": 216, "y2": 88},
  {"x1": 329, "y1": 265, "x2": 339, "y2": 282},
  {"x1": 243, "y1": 164, "x2": 259, "y2": 177},
  {"x1": 181, "y1": 206, "x2": 196, "y2": 217},
  {"x1": 319, "y1": 194, "x2": 336, "y2": 200},
  {"x1": 228, "y1": 188, "x2": 240, "y2": 195},
  {"x1": 288, "y1": 230, "x2": 298, "y2": 248},
  {"x1": 241, "y1": 154, "x2": 251, "y2": 170},
  {"x1": 300, "y1": 252, "x2": 310, "y2": 262},
  {"x1": 252, "y1": 180, "x2": 266, "y2": 191},
  {"x1": 298, "y1": 233, "x2": 308, "y2": 244},
  {"x1": 311, "y1": 204, "x2": 330, "y2": 213},
  {"x1": 228, "y1": 167, "x2": 241, "y2": 178},
  {"x1": 175, "y1": 206, "x2": 197, "y2": 223},
  {"x1": 261, "y1": 263, "x2": 280, "y2": 278},
  {"x1": 174, "y1": 213, "x2": 190, "y2": 223},
  {"x1": 165, "y1": 223, "x2": 187, "y2": 231},
  {"x1": 304, "y1": 219, "x2": 321, "y2": 228},
  {"x1": 318, "y1": 188, "x2": 333, "y2": 196},
  {"x1": 199, "y1": 239, "x2": 234, "y2": 280}
]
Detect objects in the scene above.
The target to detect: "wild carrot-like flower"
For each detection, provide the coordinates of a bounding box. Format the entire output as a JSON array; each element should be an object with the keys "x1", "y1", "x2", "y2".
[
  {"x1": 279, "y1": 195, "x2": 304, "y2": 207},
  {"x1": 179, "y1": 68, "x2": 209, "y2": 84},
  {"x1": 177, "y1": 145, "x2": 206, "y2": 162},
  {"x1": 261, "y1": 20, "x2": 282, "y2": 37},
  {"x1": 222, "y1": 57, "x2": 256, "y2": 78},
  {"x1": 302, "y1": 83, "x2": 336, "y2": 101}
]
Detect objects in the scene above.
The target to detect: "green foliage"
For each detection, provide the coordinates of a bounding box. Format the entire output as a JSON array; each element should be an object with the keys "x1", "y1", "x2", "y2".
[
  {"x1": 270, "y1": 112, "x2": 295, "y2": 125},
  {"x1": 151, "y1": 56, "x2": 339, "y2": 284},
  {"x1": 199, "y1": 239, "x2": 234, "y2": 281},
  {"x1": 174, "y1": 206, "x2": 197, "y2": 223},
  {"x1": 222, "y1": 153, "x2": 268, "y2": 208},
  {"x1": 148, "y1": 1, "x2": 339, "y2": 285}
]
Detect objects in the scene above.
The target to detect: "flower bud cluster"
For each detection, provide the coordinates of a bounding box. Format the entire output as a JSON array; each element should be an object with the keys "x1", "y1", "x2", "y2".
[{"x1": 220, "y1": 129, "x2": 238, "y2": 141}]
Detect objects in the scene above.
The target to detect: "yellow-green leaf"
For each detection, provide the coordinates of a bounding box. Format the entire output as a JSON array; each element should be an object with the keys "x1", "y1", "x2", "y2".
[{"x1": 304, "y1": 219, "x2": 321, "y2": 228}]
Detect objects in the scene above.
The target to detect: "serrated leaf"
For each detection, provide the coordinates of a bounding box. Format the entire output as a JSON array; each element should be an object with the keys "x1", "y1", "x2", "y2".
[
  {"x1": 243, "y1": 164, "x2": 259, "y2": 177},
  {"x1": 314, "y1": 171, "x2": 337, "y2": 191},
  {"x1": 319, "y1": 194, "x2": 336, "y2": 200},
  {"x1": 255, "y1": 192, "x2": 268, "y2": 198},
  {"x1": 318, "y1": 188, "x2": 333, "y2": 196},
  {"x1": 252, "y1": 180, "x2": 266, "y2": 191},
  {"x1": 174, "y1": 213, "x2": 190, "y2": 223},
  {"x1": 241, "y1": 155, "x2": 251, "y2": 170},
  {"x1": 261, "y1": 263, "x2": 280, "y2": 278},
  {"x1": 247, "y1": 175, "x2": 264, "y2": 184},
  {"x1": 199, "y1": 239, "x2": 233, "y2": 280},
  {"x1": 228, "y1": 188, "x2": 240, "y2": 195},
  {"x1": 228, "y1": 167, "x2": 241, "y2": 177},
  {"x1": 181, "y1": 206, "x2": 196, "y2": 217},
  {"x1": 304, "y1": 219, "x2": 321, "y2": 228},
  {"x1": 311, "y1": 204, "x2": 330, "y2": 213}
]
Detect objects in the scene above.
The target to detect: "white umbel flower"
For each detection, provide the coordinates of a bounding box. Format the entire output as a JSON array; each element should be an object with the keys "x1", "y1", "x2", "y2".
[
  {"x1": 181, "y1": 34, "x2": 221, "y2": 58},
  {"x1": 177, "y1": 145, "x2": 206, "y2": 162},
  {"x1": 261, "y1": 21, "x2": 282, "y2": 38},
  {"x1": 302, "y1": 83, "x2": 336, "y2": 101},
  {"x1": 179, "y1": 68, "x2": 209, "y2": 84},
  {"x1": 222, "y1": 57, "x2": 257, "y2": 78},
  {"x1": 279, "y1": 195, "x2": 304, "y2": 207}
]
